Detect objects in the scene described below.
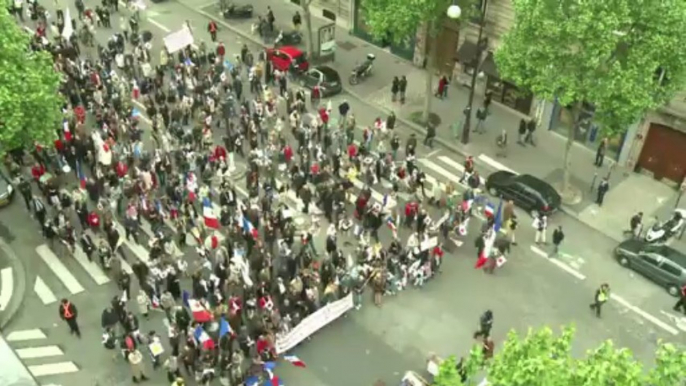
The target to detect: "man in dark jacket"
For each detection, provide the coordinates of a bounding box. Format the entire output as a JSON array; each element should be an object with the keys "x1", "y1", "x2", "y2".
[
  {"x1": 551, "y1": 226, "x2": 565, "y2": 257},
  {"x1": 59, "y1": 298, "x2": 81, "y2": 337}
]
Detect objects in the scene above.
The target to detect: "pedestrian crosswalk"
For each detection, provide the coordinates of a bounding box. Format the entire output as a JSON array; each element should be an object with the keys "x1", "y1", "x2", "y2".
[
  {"x1": 26, "y1": 155, "x2": 487, "y2": 309},
  {"x1": 5, "y1": 328, "x2": 79, "y2": 379}
]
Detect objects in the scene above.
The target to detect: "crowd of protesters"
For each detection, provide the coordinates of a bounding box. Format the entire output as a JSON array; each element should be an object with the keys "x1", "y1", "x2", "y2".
[{"x1": 4, "y1": 0, "x2": 511, "y2": 384}]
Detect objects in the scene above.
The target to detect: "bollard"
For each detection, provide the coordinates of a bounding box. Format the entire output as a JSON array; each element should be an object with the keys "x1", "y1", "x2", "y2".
[{"x1": 589, "y1": 173, "x2": 598, "y2": 193}]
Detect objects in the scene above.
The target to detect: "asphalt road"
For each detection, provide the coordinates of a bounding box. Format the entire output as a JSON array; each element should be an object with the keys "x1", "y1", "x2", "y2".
[{"x1": 0, "y1": 1, "x2": 684, "y2": 386}]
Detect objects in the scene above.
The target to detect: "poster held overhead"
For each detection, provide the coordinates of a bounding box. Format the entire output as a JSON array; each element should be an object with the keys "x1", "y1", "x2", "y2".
[{"x1": 164, "y1": 27, "x2": 194, "y2": 53}]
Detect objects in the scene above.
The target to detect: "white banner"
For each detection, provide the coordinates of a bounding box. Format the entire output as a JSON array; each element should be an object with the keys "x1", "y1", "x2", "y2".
[
  {"x1": 275, "y1": 293, "x2": 354, "y2": 354},
  {"x1": 163, "y1": 27, "x2": 194, "y2": 54}
]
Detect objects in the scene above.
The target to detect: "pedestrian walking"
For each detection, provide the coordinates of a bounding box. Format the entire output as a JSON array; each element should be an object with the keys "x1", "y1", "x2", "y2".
[
  {"x1": 673, "y1": 283, "x2": 686, "y2": 315},
  {"x1": 551, "y1": 226, "x2": 564, "y2": 257},
  {"x1": 534, "y1": 213, "x2": 547, "y2": 244},
  {"x1": 594, "y1": 138, "x2": 607, "y2": 167},
  {"x1": 624, "y1": 212, "x2": 643, "y2": 239},
  {"x1": 589, "y1": 283, "x2": 610, "y2": 318},
  {"x1": 207, "y1": 20, "x2": 218, "y2": 42},
  {"x1": 423, "y1": 123, "x2": 436, "y2": 148},
  {"x1": 507, "y1": 213, "x2": 518, "y2": 245},
  {"x1": 596, "y1": 177, "x2": 610, "y2": 206},
  {"x1": 399, "y1": 75, "x2": 407, "y2": 103},
  {"x1": 473, "y1": 310, "x2": 493, "y2": 339},
  {"x1": 292, "y1": 11, "x2": 301, "y2": 30},
  {"x1": 495, "y1": 129, "x2": 507, "y2": 157},
  {"x1": 473, "y1": 106, "x2": 488, "y2": 133},
  {"x1": 58, "y1": 298, "x2": 81, "y2": 337},
  {"x1": 128, "y1": 348, "x2": 149, "y2": 383},
  {"x1": 436, "y1": 75, "x2": 448, "y2": 99},
  {"x1": 524, "y1": 118, "x2": 537, "y2": 145},
  {"x1": 517, "y1": 118, "x2": 527, "y2": 145},
  {"x1": 391, "y1": 76, "x2": 399, "y2": 102}
]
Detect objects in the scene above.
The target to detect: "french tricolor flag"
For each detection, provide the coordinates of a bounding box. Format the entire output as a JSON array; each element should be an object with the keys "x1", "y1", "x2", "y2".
[
  {"x1": 484, "y1": 202, "x2": 495, "y2": 218},
  {"x1": 203, "y1": 197, "x2": 219, "y2": 229},
  {"x1": 193, "y1": 325, "x2": 215, "y2": 350},
  {"x1": 263, "y1": 362, "x2": 284, "y2": 386},
  {"x1": 183, "y1": 290, "x2": 213, "y2": 322},
  {"x1": 241, "y1": 215, "x2": 259, "y2": 240},
  {"x1": 283, "y1": 354, "x2": 306, "y2": 368},
  {"x1": 204, "y1": 233, "x2": 220, "y2": 249}
]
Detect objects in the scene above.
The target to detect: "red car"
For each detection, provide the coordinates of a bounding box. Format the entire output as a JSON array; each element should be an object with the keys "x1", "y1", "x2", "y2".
[{"x1": 266, "y1": 46, "x2": 309, "y2": 72}]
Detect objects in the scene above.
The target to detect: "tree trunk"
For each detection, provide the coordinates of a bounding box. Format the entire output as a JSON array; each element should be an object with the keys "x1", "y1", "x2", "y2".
[
  {"x1": 562, "y1": 102, "x2": 581, "y2": 193},
  {"x1": 422, "y1": 23, "x2": 437, "y2": 125},
  {"x1": 302, "y1": 0, "x2": 316, "y2": 59}
]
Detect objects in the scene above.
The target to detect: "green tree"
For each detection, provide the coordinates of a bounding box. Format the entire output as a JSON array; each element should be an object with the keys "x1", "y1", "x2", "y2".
[
  {"x1": 0, "y1": 8, "x2": 63, "y2": 152},
  {"x1": 494, "y1": 0, "x2": 686, "y2": 195},
  {"x1": 453, "y1": 325, "x2": 686, "y2": 385},
  {"x1": 362, "y1": 0, "x2": 477, "y2": 124}
]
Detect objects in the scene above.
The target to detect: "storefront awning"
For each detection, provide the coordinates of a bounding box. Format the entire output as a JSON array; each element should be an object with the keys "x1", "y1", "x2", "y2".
[
  {"x1": 481, "y1": 51, "x2": 499, "y2": 78},
  {"x1": 455, "y1": 40, "x2": 478, "y2": 64}
]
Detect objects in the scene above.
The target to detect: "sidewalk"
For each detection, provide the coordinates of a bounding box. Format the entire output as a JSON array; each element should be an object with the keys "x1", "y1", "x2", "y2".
[{"x1": 177, "y1": 0, "x2": 680, "y2": 248}]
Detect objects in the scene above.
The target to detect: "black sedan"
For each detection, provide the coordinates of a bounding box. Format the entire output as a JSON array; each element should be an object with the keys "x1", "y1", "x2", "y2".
[
  {"x1": 614, "y1": 239, "x2": 686, "y2": 296},
  {"x1": 485, "y1": 171, "x2": 560, "y2": 216},
  {"x1": 299, "y1": 66, "x2": 342, "y2": 97}
]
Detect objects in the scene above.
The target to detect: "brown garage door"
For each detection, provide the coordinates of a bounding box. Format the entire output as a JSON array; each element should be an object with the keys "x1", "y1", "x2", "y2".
[{"x1": 638, "y1": 123, "x2": 686, "y2": 183}]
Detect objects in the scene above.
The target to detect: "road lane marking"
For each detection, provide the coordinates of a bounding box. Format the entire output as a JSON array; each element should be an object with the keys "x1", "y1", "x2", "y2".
[
  {"x1": 437, "y1": 156, "x2": 467, "y2": 175},
  {"x1": 111, "y1": 221, "x2": 150, "y2": 264},
  {"x1": 0, "y1": 267, "x2": 13, "y2": 311},
  {"x1": 147, "y1": 17, "x2": 171, "y2": 33},
  {"x1": 418, "y1": 158, "x2": 461, "y2": 185},
  {"x1": 16, "y1": 346, "x2": 64, "y2": 359},
  {"x1": 35, "y1": 245, "x2": 84, "y2": 295},
  {"x1": 6, "y1": 329, "x2": 47, "y2": 342},
  {"x1": 34, "y1": 276, "x2": 57, "y2": 305},
  {"x1": 530, "y1": 245, "x2": 586, "y2": 281},
  {"x1": 659, "y1": 310, "x2": 686, "y2": 332},
  {"x1": 478, "y1": 154, "x2": 518, "y2": 175},
  {"x1": 72, "y1": 245, "x2": 110, "y2": 285},
  {"x1": 426, "y1": 149, "x2": 441, "y2": 158},
  {"x1": 28, "y1": 362, "x2": 79, "y2": 377},
  {"x1": 612, "y1": 294, "x2": 679, "y2": 335}
]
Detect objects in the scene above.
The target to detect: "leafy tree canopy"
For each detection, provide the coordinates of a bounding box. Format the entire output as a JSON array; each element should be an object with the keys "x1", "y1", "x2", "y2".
[
  {"x1": 362, "y1": 0, "x2": 478, "y2": 42},
  {"x1": 495, "y1": 0, "x2": 686, "y2": 134},
  {"x1": 435, "y1": 325, "x2": 686, "y2": 385},
  {"x1": 0, "y1": 8, "x2": 63, "y2": 152}
]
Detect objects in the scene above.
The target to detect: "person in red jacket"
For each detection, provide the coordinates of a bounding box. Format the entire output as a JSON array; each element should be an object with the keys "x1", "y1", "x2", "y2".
[
  {"x1": 31, "y1": 163, "x2": 45, "y2": 181},
  {"x1": 207, "y1": 20, "x2": 218, "y2": 42},
  {"x1": 674, "y1": 284, "x2": 686, "y2": 315},
  {"x1": 216, "y1": 42, "x2": 225, "y2": 60},
  {"x1": 87, "y1": 211, "x2": 100, "y2": 232}
]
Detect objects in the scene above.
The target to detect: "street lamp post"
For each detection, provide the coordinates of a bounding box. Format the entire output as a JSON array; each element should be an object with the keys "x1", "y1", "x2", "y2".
[{"x1": 449, "y1": 0, "x2": 488, "y2": 144}]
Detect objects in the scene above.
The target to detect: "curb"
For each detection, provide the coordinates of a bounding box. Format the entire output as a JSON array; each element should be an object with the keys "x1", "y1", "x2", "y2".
[{"x1": 0, "y1": 239, "x2": 27, "y2": 331}]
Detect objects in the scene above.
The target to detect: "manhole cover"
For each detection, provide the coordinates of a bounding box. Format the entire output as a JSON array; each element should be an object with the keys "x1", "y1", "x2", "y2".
[{"x1": 338, "y1": 41, "x2": 357, "y2": 51}]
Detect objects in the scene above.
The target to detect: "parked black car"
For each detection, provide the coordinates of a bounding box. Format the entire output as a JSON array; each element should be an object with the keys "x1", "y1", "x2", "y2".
[
  {"x1": 614, "y1": 239, "x2": 686, "y2": 296},
  {"x1": 299, "y1": 65, "x2": 342, "y2": 97},
  {"x1": 221, "y1": 2, "x2": 253, "y2": 19},
  {"x1": 485, "y1": 171, "x2": 560, "y2": 216}
]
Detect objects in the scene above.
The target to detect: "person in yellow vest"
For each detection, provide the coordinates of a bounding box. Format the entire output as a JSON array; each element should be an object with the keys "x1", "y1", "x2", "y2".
[
  {"x1": 589, "y1": 283, "x2": 610, "y2": 318},
  {"x1": 58, "y1": 298, "x2": 81, "y2": 337}
]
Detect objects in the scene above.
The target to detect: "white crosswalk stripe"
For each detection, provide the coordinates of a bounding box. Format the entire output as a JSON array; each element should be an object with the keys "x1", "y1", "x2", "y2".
[
  {"x1": 35, "y1": 245, "x2": 84, "y2": 295},
  {"x1": 33, "y1": 276, "x2": 57, "y2": 305},
  {"x1": 5, "y1": 328, "x2": 79, "y2": 378}
]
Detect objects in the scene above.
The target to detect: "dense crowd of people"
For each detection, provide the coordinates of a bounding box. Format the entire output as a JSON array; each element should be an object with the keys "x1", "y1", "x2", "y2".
[{"x1": 4, "y1": 0, "x2": 510, "y2": 384}]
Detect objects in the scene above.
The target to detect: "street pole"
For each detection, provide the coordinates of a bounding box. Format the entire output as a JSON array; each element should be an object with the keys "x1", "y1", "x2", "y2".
[{"x1": 461, "y1": 0, "x2": 488, "y2": 145}]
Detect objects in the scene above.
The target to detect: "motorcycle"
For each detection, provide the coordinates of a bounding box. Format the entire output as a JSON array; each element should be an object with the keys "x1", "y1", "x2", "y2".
[
  {"x1": 348, "y1": 53, "x2": 375, "y2": 85},
  {"x1": 274, "y1": 30, "x2": 302, "y2": 47},
  {"x1": 221, "y1": 3, "x2": 254, "y2": 19},
  {"x1": 645, "y1": 210, "x2": 685, "y2": 244}
]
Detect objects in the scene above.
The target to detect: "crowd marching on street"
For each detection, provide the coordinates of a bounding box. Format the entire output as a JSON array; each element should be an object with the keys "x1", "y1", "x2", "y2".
[{"x1": 4, "y1": 0, "x2": 539, "y2": 384}]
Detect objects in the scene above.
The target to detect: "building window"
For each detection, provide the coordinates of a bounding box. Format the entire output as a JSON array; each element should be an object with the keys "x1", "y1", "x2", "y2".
[{"x1": 550, "y1": 100, "x2": 624, "y2": 160}]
